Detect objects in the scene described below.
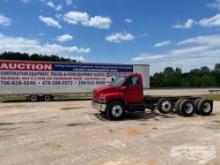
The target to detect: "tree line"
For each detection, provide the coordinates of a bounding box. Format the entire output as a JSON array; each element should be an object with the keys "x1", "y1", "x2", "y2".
[
  {"x1": 0, "y1": 52, "x2": 78, "y2": 63},
  {"x1": 151, "y1": 64, "x2": 220, "y2": 87}
]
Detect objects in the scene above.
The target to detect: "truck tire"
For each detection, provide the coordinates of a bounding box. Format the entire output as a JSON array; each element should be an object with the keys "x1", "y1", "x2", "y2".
[
  {"x1": 197, "y1": 99, "x2": 213, "y2": 116},
  {"x1": 43, "y1": 95, "x2": 53, "y2": 101},
  {"x1": 179, "y1": 99, "x2": 195, "y2": 117},
  {"x1": 105, "y1": 101, "x2": 125, "y2": 120},
  {"x1": 194, "y1": 98, "x2": 201, "y2": 114},
  {"x1": 175, "y1": 98, "x2": 184, "y2": 114},
  {"x1": 157, "y1": 98, "x2": 172, "y2": 114},
  {"x1": 29, "y1": 95, "x2": 38, "y2": 102}
]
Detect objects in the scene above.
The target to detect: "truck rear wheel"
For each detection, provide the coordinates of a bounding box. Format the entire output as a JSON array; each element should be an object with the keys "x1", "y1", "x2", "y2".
[
  {"x1": 106, "y1": 101, "x2": 124, "y2": 120},
  {"x1": 194, "y1": 98, "x2": 201, "y2": 114},
  {"x1": 29, "y1": 95, "x2": 38, "y2": 102},
  {"x1": 43, "y1": 95, "x2": 53, "y2": 101},
  {"x1": 179, "y1": 99, "x2": 195, "y2": 117},
  {"x1": 157, "y1": 98, "x2": 172, "y2": 114},
  {"x1": 197, "y1": 99, "x2": 213, "y2": 116},
  {"x1": 175, "y1": 98, "x2": 184, "y2": 114}
]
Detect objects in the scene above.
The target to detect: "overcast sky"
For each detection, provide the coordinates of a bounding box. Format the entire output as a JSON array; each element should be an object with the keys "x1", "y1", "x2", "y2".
[{"x1": 0, "y1": 0, "x2": 220, "y2": 74}]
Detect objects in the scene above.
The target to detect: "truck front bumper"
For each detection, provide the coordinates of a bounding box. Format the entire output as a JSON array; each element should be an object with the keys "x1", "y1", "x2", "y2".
[{"x1": 91, "y1": 101, "x2": 106, "y2": 112}]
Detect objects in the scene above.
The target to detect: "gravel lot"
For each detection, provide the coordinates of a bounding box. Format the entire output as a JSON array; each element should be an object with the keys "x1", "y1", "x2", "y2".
[{"x1": 0, "y1": 99, "x2": 220, "y2": 165}]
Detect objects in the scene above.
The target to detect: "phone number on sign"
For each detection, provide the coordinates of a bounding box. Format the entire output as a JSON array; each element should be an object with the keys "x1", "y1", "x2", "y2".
[
  {"x1": 0, "y1": 81, "x2": 37, "y2": 86},
  {"x1": 0, "y1": 81, "x2": 74, "y2": 86},
  {"x1": 0, "y1": 80, "x2": 107, "y2": 86}
]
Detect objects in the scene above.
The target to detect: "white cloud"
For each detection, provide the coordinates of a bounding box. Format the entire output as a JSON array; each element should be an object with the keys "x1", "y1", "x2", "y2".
[
  {"x1": 63, "y1": 11, "x2": 112, "y2": 29},
  {"x1": 173, "y1": 19, "x2": 194, "y2": 29},
  {"x1": 131, "y1": 34, "x2": 220, "y2": 73},
  {"x1": 125, "y1": 18, "x2": 132, "y2": 23},
  {"x1": 46, "y1": 1, "x2": 63, "y2": 11},
  {"x1": 173, "y1": 13, "x2": 220, "y2": 29},
  {"x1": 198, "y1": 14, "x2": 220, "y2": 27},
  {"x1": 208, "y1": 0, "x2": 220, "y2": 10},
  {"x1": 177, "y1": 34, "x2": 220, "y2": 46},
  {"x1": 132, "y1": 53, "x2": 164, "y2": 61},
  {"x1": 62, "y1": 55, "x2": 86, "y2": 62},
  {"x1": 0, "y1": 33, "x2": 90, "y2": 59},
  {"x1": 39, "y1": 15, "x2": 62, "y2": 29},
  {"x1": 64, "y1": 11, "x2": 89, "y2": 24},
  {"x1": 105, "y1": 32, "x2": 134, "y2": 43},
  {"x1": 65, "y1": 0, "x2": 73, "y2": 6},
  {"x1": 86, "y1": 16, "x2": 112, "y2": 29},
  {"x1": 71, "y1": 56, "x2": 85, "y2": 62},
  {"x1": 57, "y1": 34, "x2": 73, "y2": 42},
  {"x1": 0, "y1": 14, "x2": 12, "y2": 26},
  {"x1": 154, "y1": 40, "x2": 171, "y2": 47}
]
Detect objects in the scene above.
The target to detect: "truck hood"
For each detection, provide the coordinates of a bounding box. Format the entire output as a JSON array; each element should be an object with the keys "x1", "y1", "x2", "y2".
[{"x1": 93, "y1": 85, "x2": 119, "y2": 102}]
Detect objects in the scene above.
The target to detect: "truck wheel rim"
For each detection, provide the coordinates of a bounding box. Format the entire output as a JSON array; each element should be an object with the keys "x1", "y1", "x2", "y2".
[
  {"x1": 203, "y1": 103, "x2": 211, "y2": 113},
  {"x1": 45, "y1": 96, "x2": 51, "y2": 101},
  {"x1": 161, "y1": 101, "x2": 171, "y2": 112},
  {"x1": 31, "y1": 96, "x2": 37, "y2": 101},
  {"x1": 112, "y1": 105, "x2": 123, "y2": 117},
  {"x1": 185, "y1": 103, "x2": 193, "y2": 114}
]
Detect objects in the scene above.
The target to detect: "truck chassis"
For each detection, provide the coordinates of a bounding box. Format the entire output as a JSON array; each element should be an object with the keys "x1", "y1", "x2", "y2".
[{"x1": 93, "y1": 96, "x2": 213, "y2": 120}]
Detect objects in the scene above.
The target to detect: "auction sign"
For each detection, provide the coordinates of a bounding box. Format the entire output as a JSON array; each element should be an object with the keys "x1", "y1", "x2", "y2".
[{"x1": 0, "y1": 60, "x2": 133, "y2": 95}]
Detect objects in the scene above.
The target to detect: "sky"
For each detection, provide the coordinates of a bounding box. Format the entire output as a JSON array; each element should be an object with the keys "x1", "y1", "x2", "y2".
[{"x1": 0, "y1": 0, "x2": 220, "y2": 74}]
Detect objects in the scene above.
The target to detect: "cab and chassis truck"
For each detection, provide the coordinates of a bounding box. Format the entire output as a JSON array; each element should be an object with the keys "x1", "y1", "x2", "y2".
[{"x1": 92, "y1": 73, "x2": 213, "y2": 120}]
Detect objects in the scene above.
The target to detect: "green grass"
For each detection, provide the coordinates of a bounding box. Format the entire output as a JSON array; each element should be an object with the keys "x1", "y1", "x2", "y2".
[
  {"x1": 0, "y1": 96, "x2": 27, "y2": 103},
  {"x1": 200, "y1": 95, "x2": 220, "y2": 101},
  {"x1": 0, "y1": 94, "x2": 220, "y2": 103},
  {"x1": 54, "y1": 95, "x2": 92, "y2": 101},
  {"x1": 0, "y1": 94, "x2": 92, "y2": 103}
]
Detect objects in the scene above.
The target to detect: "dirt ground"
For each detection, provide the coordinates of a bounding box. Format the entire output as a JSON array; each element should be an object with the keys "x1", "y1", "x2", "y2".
[{"x1": 0, "y1": 99, "x2": 220, "y2": 165}]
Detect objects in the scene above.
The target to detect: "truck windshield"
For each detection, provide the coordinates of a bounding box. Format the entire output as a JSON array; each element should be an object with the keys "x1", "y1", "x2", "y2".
[{"x1": 111, "y1": 76, "x2": 126, "y2": 86}]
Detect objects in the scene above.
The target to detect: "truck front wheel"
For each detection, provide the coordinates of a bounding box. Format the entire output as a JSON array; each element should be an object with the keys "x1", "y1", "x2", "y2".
[{"x1": 105, "y1": 101, "x2": 125, "y2": 120}]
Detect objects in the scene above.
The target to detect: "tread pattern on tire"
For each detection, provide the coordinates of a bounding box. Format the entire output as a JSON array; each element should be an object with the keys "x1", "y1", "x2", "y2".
[
  {"x1": 194, "y1": 98, "x2": 201, "y2": 114},
  {"x1": 179, "y1": 99, "x2": 194, "y2": 117},
  {"x1": 197, "y1": 99, "x2": 213, "y2": 116},
  {"x1": 175, "y1": 98, "x2": 184, "y2": 114}
]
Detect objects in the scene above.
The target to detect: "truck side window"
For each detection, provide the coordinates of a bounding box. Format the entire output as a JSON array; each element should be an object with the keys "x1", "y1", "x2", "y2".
[{"x1": 126, "y1": 76, "x2": 139, "y2": 86}]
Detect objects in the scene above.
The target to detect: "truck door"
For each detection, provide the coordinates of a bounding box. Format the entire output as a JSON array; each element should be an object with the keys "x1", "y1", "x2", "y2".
[{"x1": 122, "y1": 76, "x2": 143, "y2": 104}]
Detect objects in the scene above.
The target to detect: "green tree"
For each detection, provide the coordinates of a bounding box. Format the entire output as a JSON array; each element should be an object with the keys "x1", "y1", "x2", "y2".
[
  {"x1": 215, "y1": 63, "x2": 220, "y2": 72},
  {"x1": 0, "y1": 52, "x2": 78, "y2": 63},
  {"x1": 150, "y1": 65, "x2": 219, "y2": 87},
  {"x1": 200, "y1": 74, "x2": 217, "y2": 87},
  {"x1": 151, "y1": 72, "x2": 165, "y2": 87},
  {"x1": 200, "y1": 66, "x2": 210, "y2": 74}
]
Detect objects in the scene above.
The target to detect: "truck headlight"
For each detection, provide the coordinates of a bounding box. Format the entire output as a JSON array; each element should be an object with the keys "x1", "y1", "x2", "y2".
[{"x1": 99, "y1": 96, "x2": 106, "y2": 103}]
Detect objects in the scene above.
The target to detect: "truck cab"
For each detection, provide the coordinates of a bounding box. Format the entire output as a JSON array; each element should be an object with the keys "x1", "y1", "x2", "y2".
[{"x1": 92, "y1": 73, "x2": 145, "y2": 120}]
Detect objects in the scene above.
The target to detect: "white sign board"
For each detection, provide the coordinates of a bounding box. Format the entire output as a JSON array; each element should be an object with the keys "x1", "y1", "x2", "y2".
[{"x1": 0, "y1": 60, "x2": 150, "y2": 95}]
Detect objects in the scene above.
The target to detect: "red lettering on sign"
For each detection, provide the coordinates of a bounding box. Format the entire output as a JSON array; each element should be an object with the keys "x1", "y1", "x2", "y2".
[{"x1": 0, "y1": 61, "x2": 52, "y2": 71}]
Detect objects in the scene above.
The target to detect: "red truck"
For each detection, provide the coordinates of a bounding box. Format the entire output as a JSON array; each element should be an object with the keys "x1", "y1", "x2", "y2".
[{"x1": 92, "y1": 73, "x2": 213, "y2": 120}]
